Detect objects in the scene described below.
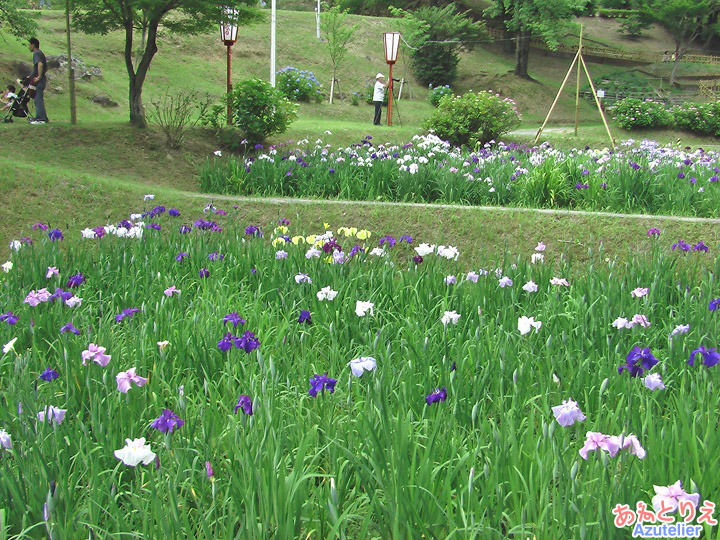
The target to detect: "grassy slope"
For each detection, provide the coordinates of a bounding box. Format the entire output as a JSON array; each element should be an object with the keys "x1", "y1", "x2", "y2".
[{"x1": 1, "y1": 10, "x2": 720, "y2": 261}]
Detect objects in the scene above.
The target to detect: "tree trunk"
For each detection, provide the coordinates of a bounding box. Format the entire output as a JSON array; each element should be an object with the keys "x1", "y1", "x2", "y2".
[
  {"x1": 670, "y1": 42, "x2": 680, "y2": 86},
  {"x1": 514, "y1": 30, "x2": 531, "y2": 79},
  {"x1": 124, "y1": 19, "x2": 159, "y2": 128}
]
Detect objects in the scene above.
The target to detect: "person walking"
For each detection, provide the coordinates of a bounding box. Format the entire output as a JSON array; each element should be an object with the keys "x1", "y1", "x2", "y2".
[
  {"x1": 373, "y1": 73, "x2": 385, "y2": 126},
  {"x1": 27, "y1": 37, "x2": 48, "y2": 124}
]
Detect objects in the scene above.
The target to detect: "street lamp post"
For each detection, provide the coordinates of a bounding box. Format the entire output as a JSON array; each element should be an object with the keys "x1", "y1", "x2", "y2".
[
  {"x1": 382, "y1": 32, "x2": 400, "y2": 127},
  {"x1": 220, "y1": 7, "x2": 239, "y2": 126}
]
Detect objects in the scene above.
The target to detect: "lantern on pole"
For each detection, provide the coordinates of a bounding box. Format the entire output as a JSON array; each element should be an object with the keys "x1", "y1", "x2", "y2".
[
  {"x1": 382, "y1": 32, "x2": 400, "y2": 126},
  {"x1": 220, "y1": 7, "x2": 239, "y2": 125}
]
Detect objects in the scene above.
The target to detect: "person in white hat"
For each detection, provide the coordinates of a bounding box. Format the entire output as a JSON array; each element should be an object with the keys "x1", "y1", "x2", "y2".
[{"x1": 373, "y1": 73, "x2": 385, "y2": 126}]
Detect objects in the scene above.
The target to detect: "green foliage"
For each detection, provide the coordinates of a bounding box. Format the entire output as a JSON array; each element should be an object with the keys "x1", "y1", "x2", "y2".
[
  {"x1": 672, "y1": 102, "x2": 720, "y2": 136},
  {"x1": 612, "y1": 98, "x2": 673, "y2": 129},
  {"x1": 147, "y1": 90, "x2": 211, "y2": 149},
  {"x1": 320, "y1": 6, "x2": 359, "y2": 80},
  {"x1": 390, "y1": 5, "x2": 484, "y2": 87},
  {"x1": 276, "y1": 67, "x2": 323, "y2": 103},
  {"x1": 639, "y1": 0, "x2": 718, "y2": 53},
  {"x1": 0, "y1": 0, "x2": 38, "y2": 37},
  {"x1": 363, "y1": 81, "x2": 387, "y2": 105},
  {"x1": 619, "y1": 13, "x2": 652, "y2": 36},
  {"x1": 350, "y1": 91, "x2": 361, "y2": 106},
  {"x1": 598, "y1": 8, "x2": 635, "y2": 17},
  {"x1": 585, "y1": 70, "x2": 653, "y2": 96},
  {"x1": 423, "y1": 90, "x2": 521, "y2": 147},
  {"x1": 428, "y1": 84, "x2": 453, "y2": 107},
  {"x1": 227, "y1": 78, "x2": 298, "y2": 144}
]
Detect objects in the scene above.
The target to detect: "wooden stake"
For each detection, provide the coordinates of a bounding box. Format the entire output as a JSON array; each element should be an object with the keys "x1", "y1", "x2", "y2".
[
  {"x1": 534, "y1": 51, "x2": 579, "y2": 144},
  {"x1": 329, "y1": 77, "x2": 335, "y2": 104},
  {"x1": 398, "y1": 78, "x2": 404, "y2": 101},
  {"x1": 579, "y1": 55, "x2": 615, "y2": 147},
  {"x1": 574, "y1": 25, "x2": 583, "y2": 137}
]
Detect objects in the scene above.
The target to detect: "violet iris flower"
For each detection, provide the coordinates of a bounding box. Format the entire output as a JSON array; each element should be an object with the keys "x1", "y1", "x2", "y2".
[
  {"x1": 426, "y1": 387, "x2": 447, "y2": 405},
  {"x1": 618, "y1": 346, "x2": 658, "y2": 377},
  {"x1": 179, "y1": 225, "x2": 192, "y2": 234},
  {"x1": 0, "y1": 312, "x2": 18, "y2": 325},
  {"x1": 66, "y1": 274, "x2": 86, "y2": 288},
  {"x1": 151, "y1": 409, "x2": 184, "y2": 434},
  {"x1": 208, "y1": 252, "x2": 224, "y2": 262},
  {"x1": 245, "y1": 225, "x2": 263, "y2": 237},
  {"x1": 298, "y1": 310, "x2": 312, "y2": 325},
  {"x1": 176, "y1": 252, "x2": 189, "y2": 262},
  {"x1": 693, "y1": 241, "x2": 709, "y2": 252},
  {"x1": 32, "y1": 222, "x2": 49, "y2": 231},
  {"x1": 40, "y1": 367, "x2": 59, "y2": 381},
  {"x1": 50, "y1": 288, "x2": 72, "y2": 302},
  {"x1": 308, "y1": 373, "x2": 337, "y2": 397},
  {"x1": 413, "y1": 255, "x2": 424, "y2": 264},
  {"x1": 217, "y1": 332, "x2": 234, "y2": 352},
  {"x1": 688, "y1": 345, "x2": 720, "y2": 367},
  {"x1": 647, "y1": 228, "x2": 661, "y2": 238},
  {"x1": 223, "y1": 312, "x2": 246, "y2": 329},
  {"x1": 399, "y1": 235, "x2": 413, "y2": 244},
  {"x1": 168, "y1": 209, "x2": 180, "y2": 217},
  {"x1": 48, "y1": 229, "x2": 64, "y2": 242},
  {"x1": 379, "y1": 236, "x2": 396, "y2": 248},
  {"x1": 235, "y1": 331, "x2": 259, "y2": 353},
  {"x1": 234, "y1": 395, "x2": 253, "y2": 415},
  {"x1": 60, "y1": 321, "x2": 81, "y2": 335},
  {"x1": 709, "y1": 298, "x2": 720, "y2": 312},
  {"x1": 115, "y1": 307, "x2": 140, "y2": 323},
  {"x1": 199, "y1": 268, "x2": 210, "y2": 279},
  {"x1": 671, "y1": 240, "x2": 691, "y2": 252}
]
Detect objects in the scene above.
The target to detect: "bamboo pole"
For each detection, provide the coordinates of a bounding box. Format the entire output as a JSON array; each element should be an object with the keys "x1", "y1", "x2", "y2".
[
  {"x1": 574, "y1": 25, "x2": 583, "y2": 137},
  {"x1": 579, "y1": 54, "x2": 615, "y2": 147},
  {"x1": 329, "y1": 78, "x2": 335, "y2": 104},
  {"x1": 534, "y1": 51, "x2": 579, "y2": 144}
]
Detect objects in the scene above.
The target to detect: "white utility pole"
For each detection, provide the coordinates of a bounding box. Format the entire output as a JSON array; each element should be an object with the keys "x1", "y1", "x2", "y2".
[
  {"x1": 316, "y1": 0, "x2": 320, "y2": 40},
  {"x1": 270, "y1": 0, "x2": 276, "y2": 86}
]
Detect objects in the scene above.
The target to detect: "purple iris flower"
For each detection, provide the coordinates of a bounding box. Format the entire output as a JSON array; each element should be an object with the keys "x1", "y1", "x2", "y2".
[
  {"x1": 298, "y1": 310, "x2": 312, "y2": 325},
  {"x1": 208, "y1": 251, "x2": 224, "y2": 262},
  {"x1": 235, "y1": 331, "x2": 260, "y2": 353},
  {"x1": 48, "y1": 229, "x2": 64, "y2": 242},
  {"x1": 575, "y1": 182, "x2": 589, "y2": 190},
  {"x1": 329, "y1": 168, "x2": 335, "y2": 174},
  {"x1": 426, "y1": 387, "x2": 447, "y2": 405},
  {"x1": 32, "y1": 222, "x2": 49, "y2": 231},
  {"x1": 118, "y1": 219, "x2": 133, "y2": 229},
  {"x1": 234, "y1": 395, "x2": 253, "y2": 415},
  {"x1": 348, "y1": 245, "x2": 365, "y2": 258},
  {"x1": 60, "y1": 321, "x2": 81, "y2": 335},
  {"x1": 245, "y1": 225, "x2": 263, "y2": 238},
  {"x1": 199, "y1": 268, "x2": 210, "y2": 279},
  {"x1": 50, "y1": 288, "x2": 72, "y2": 303},
  {"x1": 379, "y1": 236, "x2": 396, "y2": 248},
  {"x1": 223, "y1": 312, "x2": 246, "y2": 329},
  {"x1": 671, "y1": 240, "x2": 691, "y2": 252},
  {"x1": 647, "y1": 228, "x2": 661, "y2": 238},
  {"x1": 150, "y1": 205, "x2": 166, "y2": 217},
  {"x1": 66, "y1": 274, "x2": 86, "y2": 288},
  {"x1": 618, "y1": 346, "x2": 658, "y2": 377},
  {"x1": 399, "y1": 236, "x2": 413, "y2": 244},
  {"x1": 0, "y1": 312, "x2": 19, "y2": 325},
  {"x1": 709, "y1": 298, "x2": 720, "y2": 312},
  {"x1": 450, "y1": 361, "x2": 457, "y2": 372},
  {"x1": 146, "y1": 223, "x2": 161, "y2": 231},
  {"x1": 91, "y1": 226, "x2": 105, "y2": 238},
  {"x1": 168, "y1": 208, "x2": 180, "y2": 217},
  {"x1": 115, "y1": 307, "x2": 140, "y2": 323},
  {"x1": 413, "y1": 255, "x2": 424, "y2": 264},
  {"x1": 176, "y1": 252, "x2": 189, "y2": 262},
  {"x1": 689, "y1": 345, "x2": 720, "y2": 367},
  {"x1": 151, "y1": 409, "x2": 185, "y2": 434},
  {"x1": 693, "y1": 241, "x2": 709, "y2": 252},
  {"x1": 218, "y1": 332, "x2": 234, "y2": 352},
  {"x1": 677, "y1": 172, "x2": 685, "y2": 179},
  {"x1": 179, "y1": 225, "x2": 192, "y2": 234},
  {"x1": 308, "y1": 373, "x2": 337, "y2": 397},
  {"x1": 40, "y1": 368, "x2": 59, "y2": 381}
]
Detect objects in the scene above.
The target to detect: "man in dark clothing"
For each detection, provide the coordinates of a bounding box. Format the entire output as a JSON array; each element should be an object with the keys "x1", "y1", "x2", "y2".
[{"x1": 28, "y1": 37, "x2": 48, "y2": 124}]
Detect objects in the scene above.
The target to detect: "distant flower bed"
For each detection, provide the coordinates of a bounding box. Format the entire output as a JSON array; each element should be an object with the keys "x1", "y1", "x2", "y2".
[{"x1": 200, "y1": 135, "x2": 720, "y2": 217}]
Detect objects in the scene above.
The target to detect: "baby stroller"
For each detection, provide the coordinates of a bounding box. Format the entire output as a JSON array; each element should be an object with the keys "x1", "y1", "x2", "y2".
[{"x1": 3, "y1": 83, "x2": 32, "y2": 123}]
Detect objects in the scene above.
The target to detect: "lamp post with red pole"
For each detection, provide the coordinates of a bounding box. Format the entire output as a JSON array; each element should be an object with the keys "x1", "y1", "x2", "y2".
[
  {"x1": 220, "y1": 7, "x2": 239, "y2": 126},
  {"x1": 382, "y1": 32, "x2": 400, "y2": 127}
]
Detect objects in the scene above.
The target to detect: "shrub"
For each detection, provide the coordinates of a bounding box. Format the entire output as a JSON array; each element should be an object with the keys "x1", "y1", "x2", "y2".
[
  {"x1": 428, "y1": 84, "x2": 452, "y2": 107},
  {"x1": 350, "y1": 91, "x2": 360, "y2": 106},
  {"x1": 423, "y1": 90, "x2": 521, "y2": 147},
  {"x1": 672, "y1": 102, "x2": 720, "y2": 136},
  {"x1": 226, "y1": 78, "x2": 297, "y2": 145},
  {"x1": 612, "y1": 98, "x2": 673, "y2": 130},
  {"x1": 147, "y1": 90, "x2": 211, "y2": 149},
  {"x1": 276, "y1": 67, "x2": 323, "y2": 103}
]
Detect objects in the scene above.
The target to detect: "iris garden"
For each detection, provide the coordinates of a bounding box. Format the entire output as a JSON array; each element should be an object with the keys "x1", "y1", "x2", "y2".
[{"x1": 0, "y1": 195, "x2": 719, "y2": 538}]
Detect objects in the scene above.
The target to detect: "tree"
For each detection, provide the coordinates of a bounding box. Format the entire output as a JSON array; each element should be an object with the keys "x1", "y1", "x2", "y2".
[
  {"x1": 485, "y1": 0, "x2": 587, "y2": 79},
  {"x1": 72, "y1": 0, "x2": 263, "y2": 128},
  {"x1": 390, "y1": 4, "x2": 484, "y2": 87},
  {"x1": 640, "y1": 0, "x2": 720, "y2": 85},
  {"x1": 0, "y1": 0, "x2": 37, "y2": 37},
  {"x1": 320, "y1": 5, "x2": 358, "y2": 97}
]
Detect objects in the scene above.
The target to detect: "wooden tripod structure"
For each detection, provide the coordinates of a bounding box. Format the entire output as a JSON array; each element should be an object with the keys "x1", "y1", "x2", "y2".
[{"x1": 534, "y1": 25, "x2": 615, "y2": 147}]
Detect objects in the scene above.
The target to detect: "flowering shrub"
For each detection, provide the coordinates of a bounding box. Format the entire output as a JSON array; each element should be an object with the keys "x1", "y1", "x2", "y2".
[
  {"x1": 0, "y1": 198, "x2": 718, "y2": 536},
  {"x1": 428, "y1": 83, "x2": 452, "y2": 107},
  {"x1": 226, "y1": 78, "x2": 297, "y2": 145},
  {"x1": 672, "y1": 102, "x2": 720, "y2": 136},
  {"x1": 423, "y1": 90, "x2": 521, "y2": 147},
  {"x1": 276, "y1": 66, "x2": 323, "y2": 103},
  {"x1": 612, "y1": 98, "x2": 673, "y2": 130}
]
